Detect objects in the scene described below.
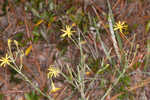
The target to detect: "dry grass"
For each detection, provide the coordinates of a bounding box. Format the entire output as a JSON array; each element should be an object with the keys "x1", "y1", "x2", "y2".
[{"x1": 0, "y1": 0, "x2": 150, "y2": 100}]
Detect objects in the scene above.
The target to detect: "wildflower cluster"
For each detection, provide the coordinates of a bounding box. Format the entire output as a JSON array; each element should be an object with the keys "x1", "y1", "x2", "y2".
[
  {"x1": 0, "y1": 39, "x2": 24, "y2": 68},
  {"x1": 0, "y1": 39, "x2": 52, "y2": 99},
  {"x1": 47, "y1": 65, "x2": 61, "y2": 93},
  {"x1": 47, "y1": 65, "x2": 60, "y2": 78}
]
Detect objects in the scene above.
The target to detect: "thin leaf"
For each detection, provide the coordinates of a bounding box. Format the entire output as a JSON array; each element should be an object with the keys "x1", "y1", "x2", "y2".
[{"x1": 31, "y1": 8, "x2": 40, "y2": 17}]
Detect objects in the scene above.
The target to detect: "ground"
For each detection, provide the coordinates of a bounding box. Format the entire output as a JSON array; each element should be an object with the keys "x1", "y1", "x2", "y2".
[{"x1": 0, "y1": 0, "x2": 150, "y2": 100}]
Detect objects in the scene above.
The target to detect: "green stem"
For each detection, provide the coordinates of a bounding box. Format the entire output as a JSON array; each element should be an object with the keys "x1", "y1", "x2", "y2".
[{"x1": 9, "y1": 64, "x2": 53, "y2": 100}]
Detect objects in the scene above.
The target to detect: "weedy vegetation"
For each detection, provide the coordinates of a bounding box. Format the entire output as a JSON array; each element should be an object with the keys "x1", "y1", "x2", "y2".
[{"x1": 0, "y1": 0, "x2": 150, "y2": 100}]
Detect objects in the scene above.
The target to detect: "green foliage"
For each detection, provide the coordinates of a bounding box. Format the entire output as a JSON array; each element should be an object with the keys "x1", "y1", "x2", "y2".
[
  {"x1": 69, "y1": 9, "x2": 89, "y2": 32},
  {"x1": 118, "y1": 93, "x2": 129, "y2": 100},
  {"x1": 13, "y1": 33, "x2": 24, "y2": 42},
  {"x1": 9, "y1": 67, "x2": 22, "y2": 84},
  {"x1": 32, "y1": 28, "x2": 41, "y2": 43},
  {"x1": 99, "y1": 78, "x2": 107, "y2": 88},
  {"x1": 31, "y1": 8, "x2": 41, "y2": 18},
  {"x1": 132, "y1": 61, "x2": 142, "y2": 70},
  {"x1": 56, "y1": 40, "x2": 69, "y2": 55},
  {"x1": 0, "y1": 94, "x2": 4, "y2": 100},
  {"x1": 88, "y1": 58, "x2": 101, "y2": 72},
  {"x1": 25, "y1": 91, "x2": 40, "y2": 100},
  {"x1": 132, "y1": 24, "x2": 138, "y2": 30},
  {"x1": 0, "y1": 0, "x2": 8, "y2": 16},
  {"x1": 146, "y1": 20, "x2": 150, "y2": 33}
]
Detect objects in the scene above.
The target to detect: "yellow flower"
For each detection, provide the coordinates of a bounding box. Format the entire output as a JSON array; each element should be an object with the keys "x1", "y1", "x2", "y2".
[
  {"x1": 114, "y1": 21, "x2": 128, "y2": 34},
  {"x1": 60, "y1": 25, "x2": 75, "y2": 38},
  {"x1": 0, "y1": 54, "x2": 12, "y2": 67},
  {"x1": 50, "y1": 82, "x2": 61, "y2": 93},
  {"x1": 47, "y1": 66, "x2": 60, "y2": 78}
]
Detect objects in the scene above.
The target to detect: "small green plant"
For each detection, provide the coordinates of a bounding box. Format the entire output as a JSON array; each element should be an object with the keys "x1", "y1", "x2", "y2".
[{"x1": 25, "y1": 91, "x2": 39, "y2": 100}]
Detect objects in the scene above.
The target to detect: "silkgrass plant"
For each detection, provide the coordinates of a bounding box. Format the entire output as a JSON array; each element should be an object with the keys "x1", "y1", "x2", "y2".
[
  {"x1": 60, "y1": 24, "x2": 87, "y2": 99},
  {"x1": 0, "y1": 39, "x2": 53, "y2": 100},
  {"x1": 1, "y1": 1, "x2": 147, "y2": 99},
  {"x1": 47, "y1": 65, "x2": 61, "y2": 93},
  {"x1": 101, "y1": 0, "x2": 141, "y2": 99}
]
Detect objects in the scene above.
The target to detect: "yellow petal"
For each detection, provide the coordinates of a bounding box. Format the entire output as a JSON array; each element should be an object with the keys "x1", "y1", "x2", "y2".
[
  {"x1": 8, "y1": 39, "x2": 12, "y2": 47},
  {"x1": 72, "y1": 23, "x2": 76, "y2": 27},
  {"x1": 61, "y1": 33, "x2": 67, "y2": 38},
  {"x1": 61, "y1": 29, "x2": 67, "y2": 33},
  {"x1": 0, "y1": 62, "x2": 4, "y2": 66},
  {"x1": 25, "y1": 45, "x2": 32, "y2": 56},
  {"x1": 35, "y1": 19, "x2": 44, "y2": 26},
  {"x1": 50, "y1": 88, "x2": 61, "y2": 93}
]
